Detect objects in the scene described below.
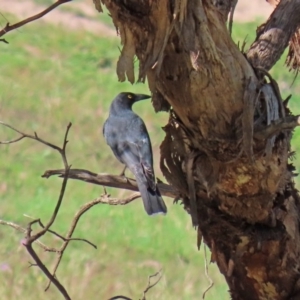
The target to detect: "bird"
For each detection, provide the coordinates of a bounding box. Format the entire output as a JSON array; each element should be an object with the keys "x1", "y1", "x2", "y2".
[{"x1": 103, "y1": 92, "x2": 167, "y2": 216}]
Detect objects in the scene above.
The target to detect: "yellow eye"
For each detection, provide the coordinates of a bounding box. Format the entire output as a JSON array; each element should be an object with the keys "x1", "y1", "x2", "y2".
[{"x1": 127, "y1": 94, "x2": 133, "y2": 99}]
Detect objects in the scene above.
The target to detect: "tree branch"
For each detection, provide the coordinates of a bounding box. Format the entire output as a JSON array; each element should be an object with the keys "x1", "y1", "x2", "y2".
[
  {"x1": 23, "y1": 240, "x2": 71, "y2": 300},
  {"x1": 0, "y1": 220, "x2": 58, "y2": 252},
  {"x1": 0, "y1": 0, "x2": 72, "y2": 42},
  {"x1": 0, "y1": 122, "x2": 73, "y2": 299},
  {"x1": 247, "y1": 0, "x2": 300, "y2": 70},
  {"x1": 45, "y1": 192, "x2": 141, "y2": 291},
  {"x1": 37, "y1": 219, "x2": 97, "y2": 249},
  {"x1": 107, "y1": 269, "x2": 163, "y2": 300},
  {"x1": 42, "y1": 168, "x2": 179, "y2": 199}
]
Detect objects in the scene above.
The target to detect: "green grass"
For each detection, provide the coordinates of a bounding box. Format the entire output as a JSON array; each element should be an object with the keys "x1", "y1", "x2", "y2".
[{"x1": 0, "y1": 11, "x2": 300, "y2": 300}]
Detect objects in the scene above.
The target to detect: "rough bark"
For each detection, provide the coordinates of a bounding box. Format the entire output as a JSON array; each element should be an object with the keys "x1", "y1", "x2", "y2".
[
  {"x1": 247, "y1": 0, "x2": 300, "y2": 71},
  {"x1": 99, "y1": 0, "x2": 300, "y2": 299}
]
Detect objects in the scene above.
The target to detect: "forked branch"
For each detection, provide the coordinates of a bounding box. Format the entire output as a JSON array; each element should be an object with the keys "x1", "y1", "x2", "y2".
[
  {"x1": 0, "y1": 121, "x2": 171, "y2": 299},
  {"x1": 0, "y1": 122, "x2": 74, "y2": 299}
]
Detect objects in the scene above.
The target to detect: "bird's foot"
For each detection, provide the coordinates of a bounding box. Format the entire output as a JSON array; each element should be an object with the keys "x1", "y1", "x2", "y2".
[
  {"x1": 119, "y1": 166, "x2": 129, "y2": 183},
  {"x1": 119, "y1": 166, "x2": 127, "y2": 177}
]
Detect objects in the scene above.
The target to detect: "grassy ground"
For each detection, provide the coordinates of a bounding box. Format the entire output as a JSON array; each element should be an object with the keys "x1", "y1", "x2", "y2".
[{"x1": 0, "y1": 10, "x2": 299, "y2": 300}]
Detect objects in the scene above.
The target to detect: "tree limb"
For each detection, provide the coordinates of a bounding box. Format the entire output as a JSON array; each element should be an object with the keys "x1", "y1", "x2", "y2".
[
  {"x1": 42, "y1": 169, "x2": 179, "y2": 199},
  {"x1": 0, "y1": 122, "x2": 73, "y2": 299},
  {"x1": 247, "y1": 0, "x2": 300, "y2": 70}
]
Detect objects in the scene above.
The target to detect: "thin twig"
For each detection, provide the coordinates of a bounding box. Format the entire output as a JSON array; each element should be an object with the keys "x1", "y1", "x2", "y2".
[
  {"x1": 0, "y1": 135, "x2": 25, "y2": 144},
  {"x1": 0, "y1": 0, "x2": 72, "y2": 40},
  {"x1": 108, "y1": 296, "x2": 132, "y2": 300},
  {"x1": 0, "y1": 121, "x2": 66, "y2": 152},
  {"x1": 0, "y1": 219, "x2": 57, "y2": 252},
  {"x1": 45, "y1": 192, "x2": 139, "y2": 291},
  {"x1": 37, "y1": 219, "x2": 97, "y2": 249},
  {"x1": 202, "y1": 244, "x2": 214, "y2": 299},
  {"x1": 141, "y1": 270, "x2": 163, "y2": 300}
]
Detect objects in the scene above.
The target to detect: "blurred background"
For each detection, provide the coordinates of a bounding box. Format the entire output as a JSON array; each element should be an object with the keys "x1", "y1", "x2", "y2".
[{"x1": 0, "y1": 0, "x2": 298, "y2": 299}]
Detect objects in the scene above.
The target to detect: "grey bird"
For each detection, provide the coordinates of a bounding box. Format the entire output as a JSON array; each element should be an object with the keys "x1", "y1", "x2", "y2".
[{"x1": 103, "y1": 92, "x2": 167, "y2": 216}]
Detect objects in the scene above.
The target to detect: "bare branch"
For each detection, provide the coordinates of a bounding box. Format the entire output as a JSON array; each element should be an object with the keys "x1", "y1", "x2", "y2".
[
  {"x1": 247, "y1": 0, "x2": 300, "y2": 70},
  {"x1": 42, "y1": 169, "x2": 179, "y2": 199},
  {"x1": 108, "y1": 297, "x2": 132, "y2": 300},
  {"x1": 45, "y1": 192, "x2": 140, "y2": 291},
  {"x1": 0, "y1": 135, "x2": 26, "y2": 144},
  {"x1": 37, "y1": 219, "x2": 97, "y2": 249},
  {"x1": 108, "y1": 270, "x2": 163, "y2": 300},
  {"x1": 20, "y1": 124, "x2": 72, "y2": 299},
  {"x1": 27, "y1": 125, "x2": 71, "y2": 244},
  {"x1": 0, "y1": 122, "x2": 74, "y2": 298},
  {"x1": 0, "y1": 121, "x2": 69, "y2": 153},
  {"x1": 0, "y1": 0, "x2": 72, "y2": 40},
  {"x1": 24, "y1": 242, "x2": 71, "y2": 300},
  {"x1": 141, "y1": 270, "x2": 163, "y2": 300},
  {"x1": 0, "y1": 219, "x2": 58, "y2": 251}
]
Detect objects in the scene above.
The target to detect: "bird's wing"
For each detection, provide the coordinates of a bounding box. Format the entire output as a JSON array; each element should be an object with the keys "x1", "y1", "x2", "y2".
[{"x1": 127, "y1": 119, "x2": 156, "y2": 191}]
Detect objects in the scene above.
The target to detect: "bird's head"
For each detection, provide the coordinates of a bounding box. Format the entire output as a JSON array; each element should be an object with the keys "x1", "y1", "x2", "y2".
[
  {"x1": 119, "y1": 92, "x2": 151, "y2": 104},
  {"x1": 110, "y1": 92, "x2": 151, "y2": 113}
]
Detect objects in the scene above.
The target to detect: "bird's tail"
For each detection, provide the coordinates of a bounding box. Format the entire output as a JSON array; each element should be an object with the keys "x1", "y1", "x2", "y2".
[{"x1": 135, "y1": 175, "x2": 167, "y2": 216}]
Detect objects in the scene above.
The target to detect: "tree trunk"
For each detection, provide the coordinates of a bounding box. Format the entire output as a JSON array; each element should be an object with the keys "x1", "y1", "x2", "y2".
[{"x1": 99, "y1": 0, "x2": 300, "y2": 298}]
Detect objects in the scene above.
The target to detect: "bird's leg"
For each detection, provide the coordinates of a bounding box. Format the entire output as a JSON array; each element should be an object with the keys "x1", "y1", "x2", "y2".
[
  {"x1": 119, "y1": 165, "x2": 130, "y2": 183},
  {"x1": 120, "y1": 165, "x2": 127, "y2": 177}
]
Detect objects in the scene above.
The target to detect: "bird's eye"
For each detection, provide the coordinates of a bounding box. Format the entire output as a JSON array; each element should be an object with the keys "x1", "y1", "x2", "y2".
[{"x1": 127, "y1": 94, "x2": 133, "y2": 99}]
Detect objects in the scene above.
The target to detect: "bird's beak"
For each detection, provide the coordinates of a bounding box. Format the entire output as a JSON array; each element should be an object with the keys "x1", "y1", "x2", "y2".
[{"x1": 135, "y1": 94, "x2": 151, "y2": 101}]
